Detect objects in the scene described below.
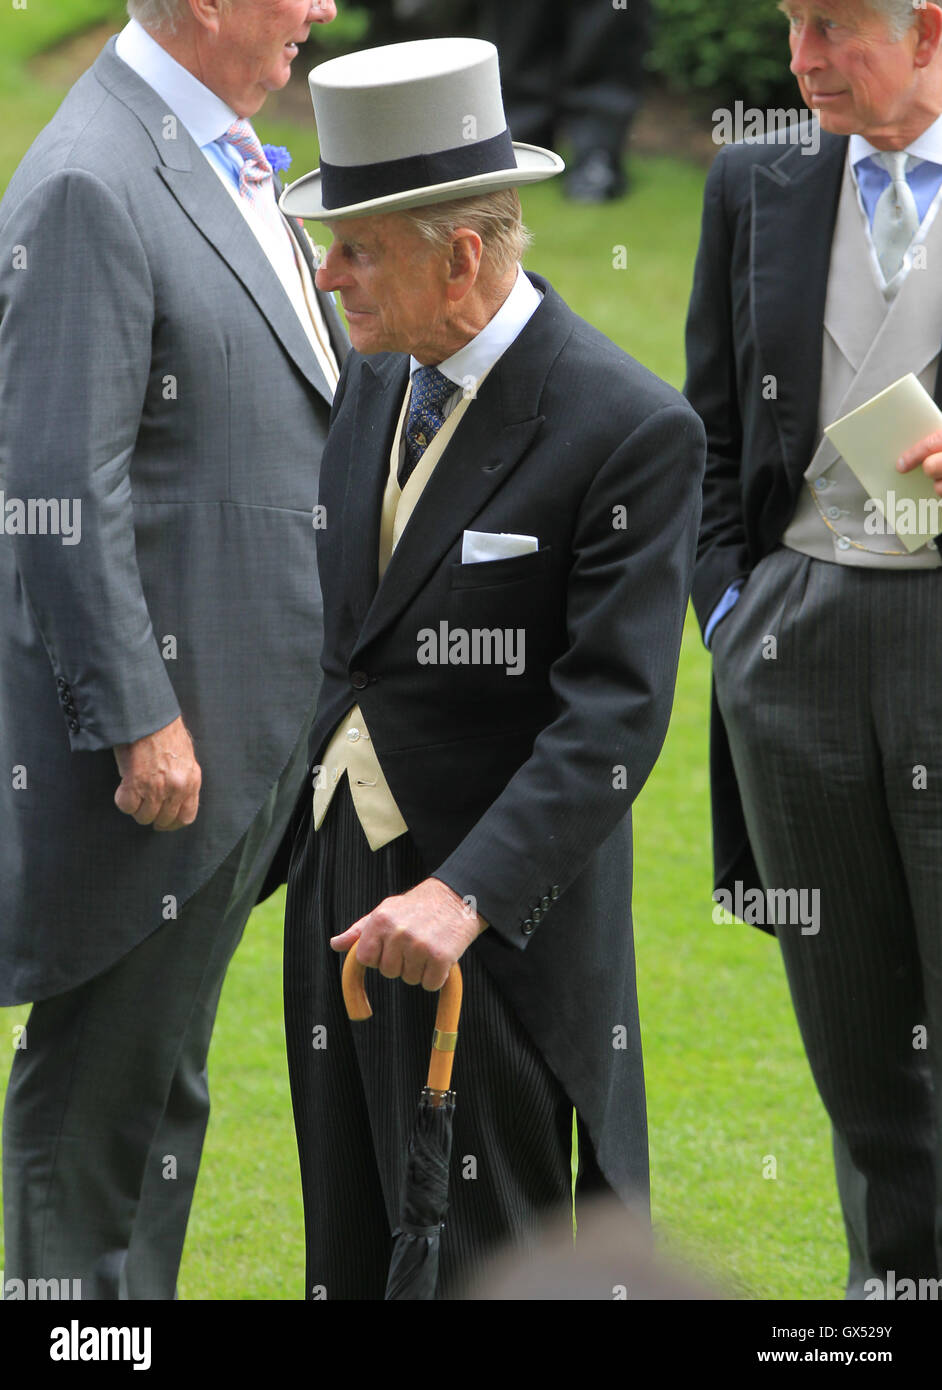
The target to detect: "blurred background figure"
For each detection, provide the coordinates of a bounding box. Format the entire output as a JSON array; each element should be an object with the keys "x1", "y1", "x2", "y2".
[
  {"x1": 479, "y1": 0, "x2": 652, "y2": 202},
  {"x1": 464, "y1": 1197, "x2": 721, "y2": 1300},
  {"x1": 355, "y1": 0, "x2": 651, "y2": 202}
]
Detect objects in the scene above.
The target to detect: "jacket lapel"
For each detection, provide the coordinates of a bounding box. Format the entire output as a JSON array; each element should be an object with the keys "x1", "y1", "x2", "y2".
[
  {"x1": 751, "y1": 133, "x2": 846, "y2": 491},
  {"x1": 281, "y1": 211, "x2": 351, "y2": 369},
  {"x1": 93, "y1": 40, "x2": 332, "y2": 402},
  {"x1": 353, "y1": 275, "x2": 570, "y2": 654},
  {"x1": 339, "y1": 354, "x2": 409, "y2": 634}
]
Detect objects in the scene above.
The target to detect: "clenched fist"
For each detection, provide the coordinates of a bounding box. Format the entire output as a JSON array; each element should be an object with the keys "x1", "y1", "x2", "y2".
[{"x1": 113, "y1": 715, "x2": 201, "y2": 831}]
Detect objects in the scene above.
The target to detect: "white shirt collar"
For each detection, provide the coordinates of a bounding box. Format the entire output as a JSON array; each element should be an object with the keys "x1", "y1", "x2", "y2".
[
  {"x1": 409, "y1": 265, "x2": 541, "y2": 387},
  {"x1": 114, "y1": 18, "x2": 238, "y2": 147},
  {"x1": 850, "y1": 111, "x2": 942, "y2": 168}
]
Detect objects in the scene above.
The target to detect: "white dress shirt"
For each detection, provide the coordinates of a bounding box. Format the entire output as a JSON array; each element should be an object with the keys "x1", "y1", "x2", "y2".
[
  {"x1": 409, "y1": 264, "x2": 542, "y2": 417},
  {"x1": 850, "y1": 112, "x2": 942, "y2": 249},
  {"x1": 115, "y1": 19, "x2": 339, "y2": 389}
]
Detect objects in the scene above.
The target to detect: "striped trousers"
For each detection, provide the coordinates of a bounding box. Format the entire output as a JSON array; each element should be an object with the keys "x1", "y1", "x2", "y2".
[
  {"x1": 713, "y1": 546, "x2": 942, "y2": 1293},
  {"x1": 283, "y1": 781, "x2": 578, "y2": 1300}
]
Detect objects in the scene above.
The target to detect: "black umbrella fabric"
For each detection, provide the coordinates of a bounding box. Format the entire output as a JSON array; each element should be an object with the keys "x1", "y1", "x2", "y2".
[{"x1": 342, "y1": 952, "x2": 463, "y2": 1301}]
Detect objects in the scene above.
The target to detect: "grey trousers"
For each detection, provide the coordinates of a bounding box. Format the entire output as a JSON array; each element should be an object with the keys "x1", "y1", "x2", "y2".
[
  {"x1": 2, "y1": 713, "x2": 312, "y2": 1300},
  {"x1": 712, "y1": 547, "x2": 942, "y2": 1294}
]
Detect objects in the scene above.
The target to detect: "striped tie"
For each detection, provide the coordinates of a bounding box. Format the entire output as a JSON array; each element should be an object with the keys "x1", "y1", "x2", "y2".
[{"x1": 222, "y1": 119, "x2": 276, "y2": 207}]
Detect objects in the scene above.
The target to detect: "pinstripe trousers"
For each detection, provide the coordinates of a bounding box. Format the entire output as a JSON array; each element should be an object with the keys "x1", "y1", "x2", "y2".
[
  {"x1": 713, "y1": 546, "x2": 942, "y2": 1293},
  {"x1": 283, "y1": 781, "x2": 578, "y2": 1300}
]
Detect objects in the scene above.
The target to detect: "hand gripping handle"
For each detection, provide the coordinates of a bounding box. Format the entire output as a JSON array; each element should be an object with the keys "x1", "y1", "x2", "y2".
[{"x1": 341, "y1": 948, "x2": 464, "y2": 1091}]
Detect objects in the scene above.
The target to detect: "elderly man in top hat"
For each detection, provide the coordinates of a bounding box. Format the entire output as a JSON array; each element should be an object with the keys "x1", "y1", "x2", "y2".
[
  {"x1": 280, "y1": 37, "x2": 705, "y2": 1298},
  {"x1": 0, "y1": 0, "x2": 344, "y2": 1299},
  {"x1": 687, "y1": 0, "x2": 942, "y2": 1295}
]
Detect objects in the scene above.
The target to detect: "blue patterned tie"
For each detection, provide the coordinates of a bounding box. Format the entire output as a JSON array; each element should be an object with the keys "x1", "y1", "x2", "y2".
[{"x1": 400, "y1": 366, "x2": 456, "y2": 486}]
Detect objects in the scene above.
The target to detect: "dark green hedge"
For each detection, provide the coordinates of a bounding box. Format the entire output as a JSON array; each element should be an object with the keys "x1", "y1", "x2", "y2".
[{"x1": 648, "y1": 0, "x2": 803, "y2": 111}]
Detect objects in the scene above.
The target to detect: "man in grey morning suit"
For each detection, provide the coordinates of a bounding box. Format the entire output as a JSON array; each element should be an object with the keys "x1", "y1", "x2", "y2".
[
  {"x1": 686, "y1": 0, "x2": 942, "y2": 1296},
  {"x1": 0, "y1": 0, "x2": 343, "y2": 1298}
]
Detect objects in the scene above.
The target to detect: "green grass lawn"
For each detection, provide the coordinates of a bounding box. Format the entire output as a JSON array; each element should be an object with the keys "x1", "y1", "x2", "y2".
[{"x1": 0, "y1": 7, "x2": 845, "y2": 1301}]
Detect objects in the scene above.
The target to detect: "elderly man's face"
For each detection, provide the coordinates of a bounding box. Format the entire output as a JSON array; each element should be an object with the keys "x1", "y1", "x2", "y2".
[
  {"x1": 210, "y1": 0, "x2": 336, "y2": 117},
  {"x1": 315, "y1": 214, "x2": 453, "y2": 361},
  {"x1": 781, "y1": 1, "x2": 931, "y2": 144}
]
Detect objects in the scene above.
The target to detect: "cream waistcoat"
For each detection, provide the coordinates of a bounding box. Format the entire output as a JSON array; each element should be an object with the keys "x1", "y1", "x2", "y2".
[{"x1": 312, "y1": 381, "x2": 476, "y2": 848}]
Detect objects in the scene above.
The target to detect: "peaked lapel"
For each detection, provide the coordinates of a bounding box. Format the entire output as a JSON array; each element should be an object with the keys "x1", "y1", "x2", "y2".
[
  {"x1": 751, "y1": 133, "x2": 846, "y2": 492},
  {"x1": 351, "y1": 275, "x2": 571, "y2": 655},
  {"x1": 280, "y1": 209, "x2": 351, "y2": 369},
  {"x1": 93, "y1": 40, "x2": 333, "y2": 404},
  {"x1": 337, "y1": 353, "x2": 409, "y2": 636}
]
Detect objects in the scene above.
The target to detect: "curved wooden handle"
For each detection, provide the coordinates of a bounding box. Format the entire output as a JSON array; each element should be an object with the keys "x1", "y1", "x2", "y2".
[
  {"x1": 341, "y1": 945, "x2": 373, "y2": 1021},
  {"x1": 341, "y1": 949, "x2": 463, "y2": 1090}
]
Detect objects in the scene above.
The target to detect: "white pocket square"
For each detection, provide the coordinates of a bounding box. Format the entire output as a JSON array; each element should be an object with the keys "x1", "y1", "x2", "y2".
[{"x1": 461, "y1": 530, "x2": 539, "y2": 564}]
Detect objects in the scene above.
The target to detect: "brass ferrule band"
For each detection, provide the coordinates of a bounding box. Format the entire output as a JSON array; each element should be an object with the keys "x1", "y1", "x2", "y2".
[{"x1": 432, "y1": 1029, "x2": 458, "y2": 1052}]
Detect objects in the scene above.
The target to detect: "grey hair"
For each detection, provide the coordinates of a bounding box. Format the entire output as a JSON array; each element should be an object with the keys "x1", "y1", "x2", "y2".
[
  {"x1": 397, "y1": 188, "x2": 532, "y2": 280},
  {"x1": 868, "y1": 0, "x2": 922, "y2": 39},
  {"x1": 126, "y1": 0, "x2": 185, "y2": 32},
  {"x1": 779, "y1": 1, "x2": 920, "y2": 41}
]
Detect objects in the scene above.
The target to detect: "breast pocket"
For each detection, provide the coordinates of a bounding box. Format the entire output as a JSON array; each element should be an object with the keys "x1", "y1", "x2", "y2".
[{"x1": 448, "y1": 546, "x2": 558, "y2": 682}]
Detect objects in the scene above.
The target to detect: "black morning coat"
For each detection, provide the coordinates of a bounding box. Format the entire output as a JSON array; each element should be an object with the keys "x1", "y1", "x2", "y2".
[
  {"x1": 685, "y1": 131, "x2": 942, "y2": 903},
  {"x1": 311, "y1": 272, "x2": 706, "y2": 1200}
]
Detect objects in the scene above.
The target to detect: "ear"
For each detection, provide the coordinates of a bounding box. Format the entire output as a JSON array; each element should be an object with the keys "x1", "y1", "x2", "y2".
[
  {"x1": 914, "y1": 4, "x2": 942, "y2": 66},
  {"x1": 185, "y1": 0, "x2": 227, "y2": 36},
  {"x1": 445, "y1": 228, "x2": 483, "y2": 303}
]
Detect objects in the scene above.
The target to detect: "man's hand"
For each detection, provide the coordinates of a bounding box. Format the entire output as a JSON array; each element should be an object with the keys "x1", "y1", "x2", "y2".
[
  {"x1": 331, "y1": 877, "x2": 488, "y2": 991},
  {"x1": 113, "y1": 715, "x2": 201, "y2": 830},
  {"x1": 897, "y1": 429, "x2": 942, "y2": 494}
]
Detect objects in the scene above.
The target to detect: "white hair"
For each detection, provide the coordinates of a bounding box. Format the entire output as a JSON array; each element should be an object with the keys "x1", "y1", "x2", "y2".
[
  {"x1": 398, "y1": 189, "x2": 531, "y2": 280},
  {"x1": 126, "y1": 0, "x2": 201, "y2": 33}
]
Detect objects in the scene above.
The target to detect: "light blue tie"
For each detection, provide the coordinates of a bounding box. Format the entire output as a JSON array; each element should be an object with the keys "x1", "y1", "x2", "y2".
[{"x1": 871, "y1": 150, "x2": 920, "y2": 282}]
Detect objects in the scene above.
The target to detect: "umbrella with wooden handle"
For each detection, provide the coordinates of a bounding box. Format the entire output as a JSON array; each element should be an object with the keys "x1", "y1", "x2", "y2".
[{"x1": 342, "y1": 949, "x2": 464, "y2": 1300}]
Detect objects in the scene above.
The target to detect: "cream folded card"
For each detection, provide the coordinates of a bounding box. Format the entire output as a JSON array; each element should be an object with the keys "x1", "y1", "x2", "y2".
[{"x1": 824, "y1": 374, "x2": 942, "y2": 552}]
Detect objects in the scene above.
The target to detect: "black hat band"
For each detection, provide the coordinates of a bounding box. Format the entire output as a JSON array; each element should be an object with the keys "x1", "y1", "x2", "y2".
[{"x1": 318, "y1": 128, "x2": 516, "y2": 210}]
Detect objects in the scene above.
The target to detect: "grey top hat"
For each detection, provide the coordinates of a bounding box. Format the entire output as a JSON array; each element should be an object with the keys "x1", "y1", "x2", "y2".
[{"x1": 279, "y1": 37, "x2": 564, "y2": 222}]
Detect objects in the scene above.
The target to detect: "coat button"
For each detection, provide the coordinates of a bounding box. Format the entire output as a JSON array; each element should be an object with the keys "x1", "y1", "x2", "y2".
[
  {"x1": 351, "y1": 671, "x2": 368, "y2": 690},
  {"x1": 522, "y1": 918, "x2": 535, "y2": 935},
  {"x1": 550, "y1": 885, "x2": 560, "y2": 899},
  {"x1": 68, "y1": 718, "x2": 79, "y2": 732},
  {"x1": 532, "y1": 906, "x2": 543, "y2": 923},
  {"x1": 541, "y1": 895, "x2": 550, "y2": 910},
  {"x1": 57, "y1": 677, "x2": 67, "y2": 689}
]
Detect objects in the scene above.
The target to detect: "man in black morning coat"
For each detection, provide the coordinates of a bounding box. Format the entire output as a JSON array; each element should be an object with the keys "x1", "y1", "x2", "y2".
[
  {"x1": 686, "y1": 0, "x2": 942, "y2": 1295},
  {"x1": 279, "y1": 37, "x2": 705, "y2": 1297}
]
